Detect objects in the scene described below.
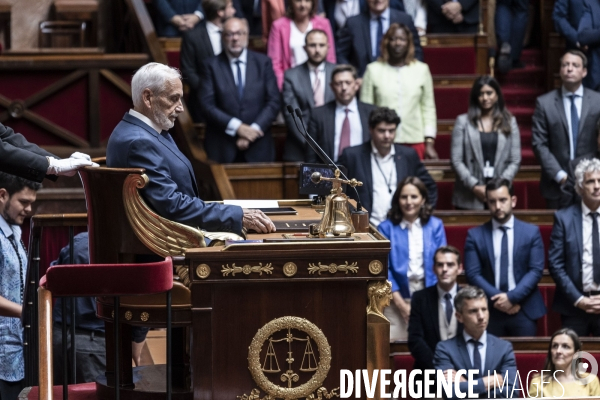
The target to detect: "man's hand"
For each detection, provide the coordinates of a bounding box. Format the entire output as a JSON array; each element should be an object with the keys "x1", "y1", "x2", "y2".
[
  {"x1": 441, "y1": 2, "x2": 462, "y2": 19},
  {"x1": 472, "y1": 185, "x2": 486, "y2": 202},
  {"x1": 237, "y1": 124, "x2": 263, "y2": 142},
  {"x1": 506, "y1": 304, "x2": 520, "y2": 315},
  {"x1": 491, "y1": 293, "x2": 514, "y2": 313},
  {"x1": 170, "y1": 15, "x2": 187, "y2": 30},
  {"x1": 482, "y1": 372, "x2": 504, "y2": 391},
  {"x1": 47, "y1": 157, "x2": 99, "y2": 177},
  {"x1": 236, "y1": 138, "x2": 250, "y2": 150},
  {"x1": 443, "y1": 370, "x2": 467, "y2": 383},
  {"x1": 242, "y1": 208, "x2": 276, "y2": 233},
  {"x1": 425, "y1": 140, "x2": 439, "y2": 160},
  {"x1": 181, "y1": 13, "x2": 201, "y2": 29},
  {"x1": 577, "y1": 296, "x2": 600, "y2": 314},
  {"x1": 451, "y1": 12, "x2": 464, "y2": 23}
]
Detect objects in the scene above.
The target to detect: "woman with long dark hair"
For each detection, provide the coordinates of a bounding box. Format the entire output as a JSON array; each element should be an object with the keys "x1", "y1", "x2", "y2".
[
  {"x1": 528, "y1": 328, "x2": 600, "y2": 397},
  {"x1": 378, "y1": 176, "x2": 446, "y2": 341},
  {"x1": 361, "y1": 23, "x2": 437, "y2": 160},
  {"x1": 450, "y1": 75, "x2": 521, "y2": 209}
]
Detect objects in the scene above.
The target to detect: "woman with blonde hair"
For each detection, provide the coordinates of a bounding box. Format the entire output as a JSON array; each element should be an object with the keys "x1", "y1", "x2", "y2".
[{"x1": 361, "y1": 23, "x2": 437, "y2": 160}]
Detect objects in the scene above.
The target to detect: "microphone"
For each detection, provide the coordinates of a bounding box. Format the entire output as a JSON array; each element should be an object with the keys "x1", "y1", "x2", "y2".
[{"x1": 287, "y1": 105, "x2": 363, "y2": 211}]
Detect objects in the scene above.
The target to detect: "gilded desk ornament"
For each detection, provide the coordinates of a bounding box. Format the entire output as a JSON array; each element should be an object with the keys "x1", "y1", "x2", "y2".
[
  {"x1": 307, "y1": 262, "x2": 358, "y2": 275},
  {"x1": 196, "y1": 263, "x2": 211, "y2": 279},
  {"x1": 366, "y1": 280, "x2": 393, "y2": 321},
  {"x1": 140, "y1": 312, "x2": 150, "y2": 322},
  {"x1": 222, "y1": 262, "x2": 273, "y2": 276},
  {"x1": 124, "y1": 311, "x2": 132, "y2": 321},
  {"x1": 247, "y1": 316, "x2": 334, "y2": 399},
  {"x1": 282, "y1": 262, "x2": 297, "y2": 277},
  {"x1": 368, "y1": 260, "x2": 383, "y2": 275}
]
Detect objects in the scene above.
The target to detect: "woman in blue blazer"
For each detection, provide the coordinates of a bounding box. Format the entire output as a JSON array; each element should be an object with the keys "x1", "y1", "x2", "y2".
[{"x1": 378, "y1": 176, "x2": 446, "y2": 341}]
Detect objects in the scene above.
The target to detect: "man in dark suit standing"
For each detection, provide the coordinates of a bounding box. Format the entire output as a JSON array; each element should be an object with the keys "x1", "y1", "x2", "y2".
[
  {"x1": 335, "y1": 0, "x2": 423, "y2": 77},
  {"x1": 426, "y1": 0, "x2": 478, "y2": 33},
  {"x1": 578, "y1": 0, "x2": 600, "y2": 91},
  {"x1": 549, "y1": 157, "x2": 600, "y2": 335},
  {"x1": 199, "y1": 18, "x2": 280, "y2": 163},
  {"x1": 532, "y1": 50, "x2": 600, "y2": 209},
  {"x1": 180, "y1": 0, "x2": 237, "y2": 122},
  {"x1": 408, "y1": 245, "x2": 463, "y2": 372},
  {"x1": 337, "y1": 107, "x2": 437, "y2": 225},
  {"x1": 434, "y1": 286, "x2": 518, "y2": 399},
  {"x1": 306, "y1": 64, "x2": 376, "y2": 164},
  {"x1": 107, "y1": 62, "x2": 275, "y2": 235},
  {"x1": 464, "y1": 178, "x2": 546, "y2": 336},
  {"x1": 0, "y1": 123, "x2": 96, "y2": 182},
  {"x1": 282, "y1": 29, "x2": 336, "y2": 162}
]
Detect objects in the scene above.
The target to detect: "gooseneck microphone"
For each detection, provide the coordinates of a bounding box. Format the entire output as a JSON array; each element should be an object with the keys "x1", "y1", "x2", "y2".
[{"x1": 286, "y1": 105, "x2": 363, "y2": 211}]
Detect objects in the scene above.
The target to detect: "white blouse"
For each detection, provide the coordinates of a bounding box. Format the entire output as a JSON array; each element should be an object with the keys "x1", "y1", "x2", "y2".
[{"x1": 289, "y1": 21, "x2": 313, "y2": 67}]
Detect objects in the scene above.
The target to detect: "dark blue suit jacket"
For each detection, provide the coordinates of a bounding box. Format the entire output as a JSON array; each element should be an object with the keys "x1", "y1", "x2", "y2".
[
  {"x1": 337, "y1": 142, "x2": 437, "y2": 214},
  {"x1": 323, "y1": 0, "x2": 405, "y2": 33},
  {"x1": 464, "y1": 218, "x2": 546, "y2": 321},
  {"x1": 152, "y1": 0, "x2": 203, "y2": 37},
  {"x1": 549, "y1": 203, "x2": 589, "y2": 316},
  {"x1": 553, "y1": 0, "x2": 585, "y2": 48},
  {"x1": 434, "y1": 333, "x2": 518, "y2": 399},
  {"x1": 578, "y1": 0, "x2": 600, "y2": 90},
  {"x1": 335, "y1": 9, "x2": 423, "y2": 77},
  {"x1": 199, "y1": 50, "x2": 281, "y2": 163},
  {"x1": 106, "y1": 113, "x2": 243, "y2": 234}
]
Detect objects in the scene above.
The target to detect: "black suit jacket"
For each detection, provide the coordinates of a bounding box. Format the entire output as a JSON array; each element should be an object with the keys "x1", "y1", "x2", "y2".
[
  {"x1": 408, "y1": 285, "x2": 463, "y2": 370},
  {"x1": 532, "y1": 87, "x2": 600, "y2": 201},
  {"x1": 180, "y1": 21, "x2": 215, "y2": 122},
  {"x1": 426, "y1": 0, "x2": 479, "y2": 33},
  {"x1": 337, "y1": 142, "x2": 438, "y2": 213},
  {"x1": 282, "y1": 62, "x2": 336, "y2": 162},
  {"x1": 0, "y1": 123, "x2": 57, "y2": 182},
  {"x1": 335, "y1": 9, "x2": 423, "y2": 77},
  {"x1": 199, "y1": 50, "x2": 281, "y2": 163},
  {"x1": 305, "y1": 100, "x2": 377, "y2": 163}
]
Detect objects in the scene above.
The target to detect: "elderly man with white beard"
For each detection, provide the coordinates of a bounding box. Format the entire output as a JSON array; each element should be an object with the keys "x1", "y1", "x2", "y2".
[{"x1": 106, "y1": 62, "x2": 275, "y2": 236}]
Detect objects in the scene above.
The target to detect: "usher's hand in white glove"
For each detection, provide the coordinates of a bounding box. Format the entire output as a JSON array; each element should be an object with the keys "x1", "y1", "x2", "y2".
[
  {"x1": 69, "y1": 152, "x2": 93, "y2": 161},
  {"x1": 47, "y1": 157, "x2": 99, "y2": 177}
]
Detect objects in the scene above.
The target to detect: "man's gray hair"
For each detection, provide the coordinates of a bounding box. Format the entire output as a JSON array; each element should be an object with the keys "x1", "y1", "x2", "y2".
[
  {"x1": 131, "y1": 63, "x2": 182, "y2": 108},
  {"x1": 574, "y1": 158, "x2": 600, "y2": 195},
  {"x1": 454, "y1": 286, "x2": 486, "y2": 313}
]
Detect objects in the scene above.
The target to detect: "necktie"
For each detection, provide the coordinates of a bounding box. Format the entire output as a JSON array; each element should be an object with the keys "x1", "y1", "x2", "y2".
[
  {"x1": 468, "y1": 339, "x2": 482, "y2": 376},
  {"x1": 444, "y1": 293, "x2": 453, "y2": 324},
  {"x1": 235, "y1": 60, "x2": 244, "y2": 100},
  {"x1": 313, "y1": 69, "x2": 324, "y2": 107},
  {"x1": 591, "y1": 212, "x2": 600, "y2": 284},
  {"x1": 499, "y1": 226, "x2": 509, "y2": 292},
  {"x1": 338, "y1": 108, "x2": 350, "y2": 159},
  {"x1": 375, "y1": 16, "x2": 383, "y2": 58},
  {"x1": 569, "y1": 94, "x2": 579, "y2": 157}
]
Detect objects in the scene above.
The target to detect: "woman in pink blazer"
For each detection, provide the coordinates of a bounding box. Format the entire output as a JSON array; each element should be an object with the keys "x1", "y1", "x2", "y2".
[{"x1": 267, "y1": 0, "x2": 336, "y2": 89}]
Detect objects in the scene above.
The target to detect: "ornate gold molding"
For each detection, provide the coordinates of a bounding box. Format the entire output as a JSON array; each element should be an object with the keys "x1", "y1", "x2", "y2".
[
  {"x1": 222, "y1": 263, "x2": 273, "y2": 276},
  {"x1": 196, "y1": 264, "x2": 211, "y2": 279},
  {"x1": 238, "y1": 387, "x2": 340, "y2": 400},
  {"x1": 248, "y1": 316, "x2": 332, "y2": 399},
  {"x1": 307, "y1": 262, "x2": 358, "y2": 275},
  {"x1": 368, "y1": 260, "x2": 383, "y2": 275},
  {"x1": 366, "y1": 281, "x2": 392, "y2": 321},
  {"x1": 140, "y1": 312, "x2": 149, "y2": 322},
  {"x1": 282, "y1": 262, "x2": 297, "y2": 277}
]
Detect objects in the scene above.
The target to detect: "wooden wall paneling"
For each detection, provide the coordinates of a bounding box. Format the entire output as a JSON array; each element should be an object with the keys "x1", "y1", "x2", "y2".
[
  {"x1": 125, "y1": 0, "x2": 168, "y2": 64},
  {"x1": 88, "y1": 68, "x2": 100, "y2": 147}
]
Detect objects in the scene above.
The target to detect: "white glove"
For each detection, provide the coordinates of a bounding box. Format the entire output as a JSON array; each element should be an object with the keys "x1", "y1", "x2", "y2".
[
  {"x1": 70, "y1": 152, "x2": 92, "y2": 161},
  {"x1": 47, "y1": 157, "x2": 99, "y2": 177}
]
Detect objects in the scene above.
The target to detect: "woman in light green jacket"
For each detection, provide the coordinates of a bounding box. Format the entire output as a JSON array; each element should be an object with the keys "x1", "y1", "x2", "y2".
[{"x1": 361, "y1": 23, "x2": 438, "y2": 160}]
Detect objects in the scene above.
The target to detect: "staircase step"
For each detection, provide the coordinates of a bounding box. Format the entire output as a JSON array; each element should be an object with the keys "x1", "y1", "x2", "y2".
[
  {"x1": 503, "y1": 87, "x2": 544, "y2": 106},
  {"x1": 520, "y1": 49, "x2": 543, "y2": 67},
  {"x1": 497, "y1": 66, "x2": 545, "y2": 87}
]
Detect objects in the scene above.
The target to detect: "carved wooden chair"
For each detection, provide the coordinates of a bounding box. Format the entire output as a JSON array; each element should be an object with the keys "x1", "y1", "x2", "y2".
[{"x1": 38, "y1": 257, "x2": 174, "y2": 400}]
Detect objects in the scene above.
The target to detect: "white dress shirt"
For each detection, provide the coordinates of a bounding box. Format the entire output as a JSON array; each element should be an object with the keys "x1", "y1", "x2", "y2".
[
  {"x1": 290, "y1": 21, "x2": 312, "y2": 67},
  {"x1": 333, "y1": 97, "x2": 362, "y2": 161},
  {"x1": 309, "y1": 62, "x2": 326, "y2": 106},
  {"x1": 401, "y1": 218, "x2": 424, "y2": 284},
  {"x1": 463, "y1": 330, "x2": 487, "y2": 373},
  {"x1": 437, "y1": 284, "x2": 459, "y2": 340},
  {"x1": 555, "y1": 84, "x2": 584, "y2": 183},
  {"x1": 369, "y1": 142, "x2": 397, "y2": 225},
  {"x1": 224, "y1": 49, "x2": 262, "y2": 137},
  {"x1": 492, "y1": 215, "x2": 516, "y2": 291},
  {"x1": 334, "y1": 0, "x2": 360, "y2": 29},
  {"x1": 369, "y1": 8, "x2": 390, "y2": 59},
  {"x1": 129, "y1": 109, "x2": 161, "y2": 134},
  {"x1": 581, "y1": 201, "x2": 600, "y2": 293},
  {"x1": 206, "y1": 21, "x2": 222, "y2": 55}
]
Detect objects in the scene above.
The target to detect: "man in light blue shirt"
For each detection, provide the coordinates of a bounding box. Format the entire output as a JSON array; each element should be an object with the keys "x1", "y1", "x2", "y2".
[{"x1": 0, "y1": 172, "x2": 40, "y2": 399}]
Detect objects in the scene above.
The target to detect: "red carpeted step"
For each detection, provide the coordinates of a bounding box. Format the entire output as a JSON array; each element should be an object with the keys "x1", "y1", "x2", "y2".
[
  {"x1": 424, "y1": 47, "x2": 476, "y2": 75},
  {"x1": 496, "y1": 65, "x2": 545, "y2": 87},
  {"x1": 521, "y1": 147, "x2": 538, "y2": 165},
  {"x1": 25, "y1": 383, "x2": 96, "y2": 400},
  {"x1": 434, "y1": 87, "x2": 470, "y2": 120},
  {"x1": 502, "y1": 86, "x2": 544, "y2": 107},
  {"x1": 508, "y1": 106, "x2": 535, "y2": 127},
  {"x1": 520, "y1": 48, "x2": 543, "y2": 67},
  {"x1": 434, "y1": 133, "x2": 451, "y2": 159}
]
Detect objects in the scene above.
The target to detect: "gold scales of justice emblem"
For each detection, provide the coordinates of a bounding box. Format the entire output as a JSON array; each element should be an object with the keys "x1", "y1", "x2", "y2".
[{"x1": 239, "y1": 316, "x2": 340, "y2": 400}]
